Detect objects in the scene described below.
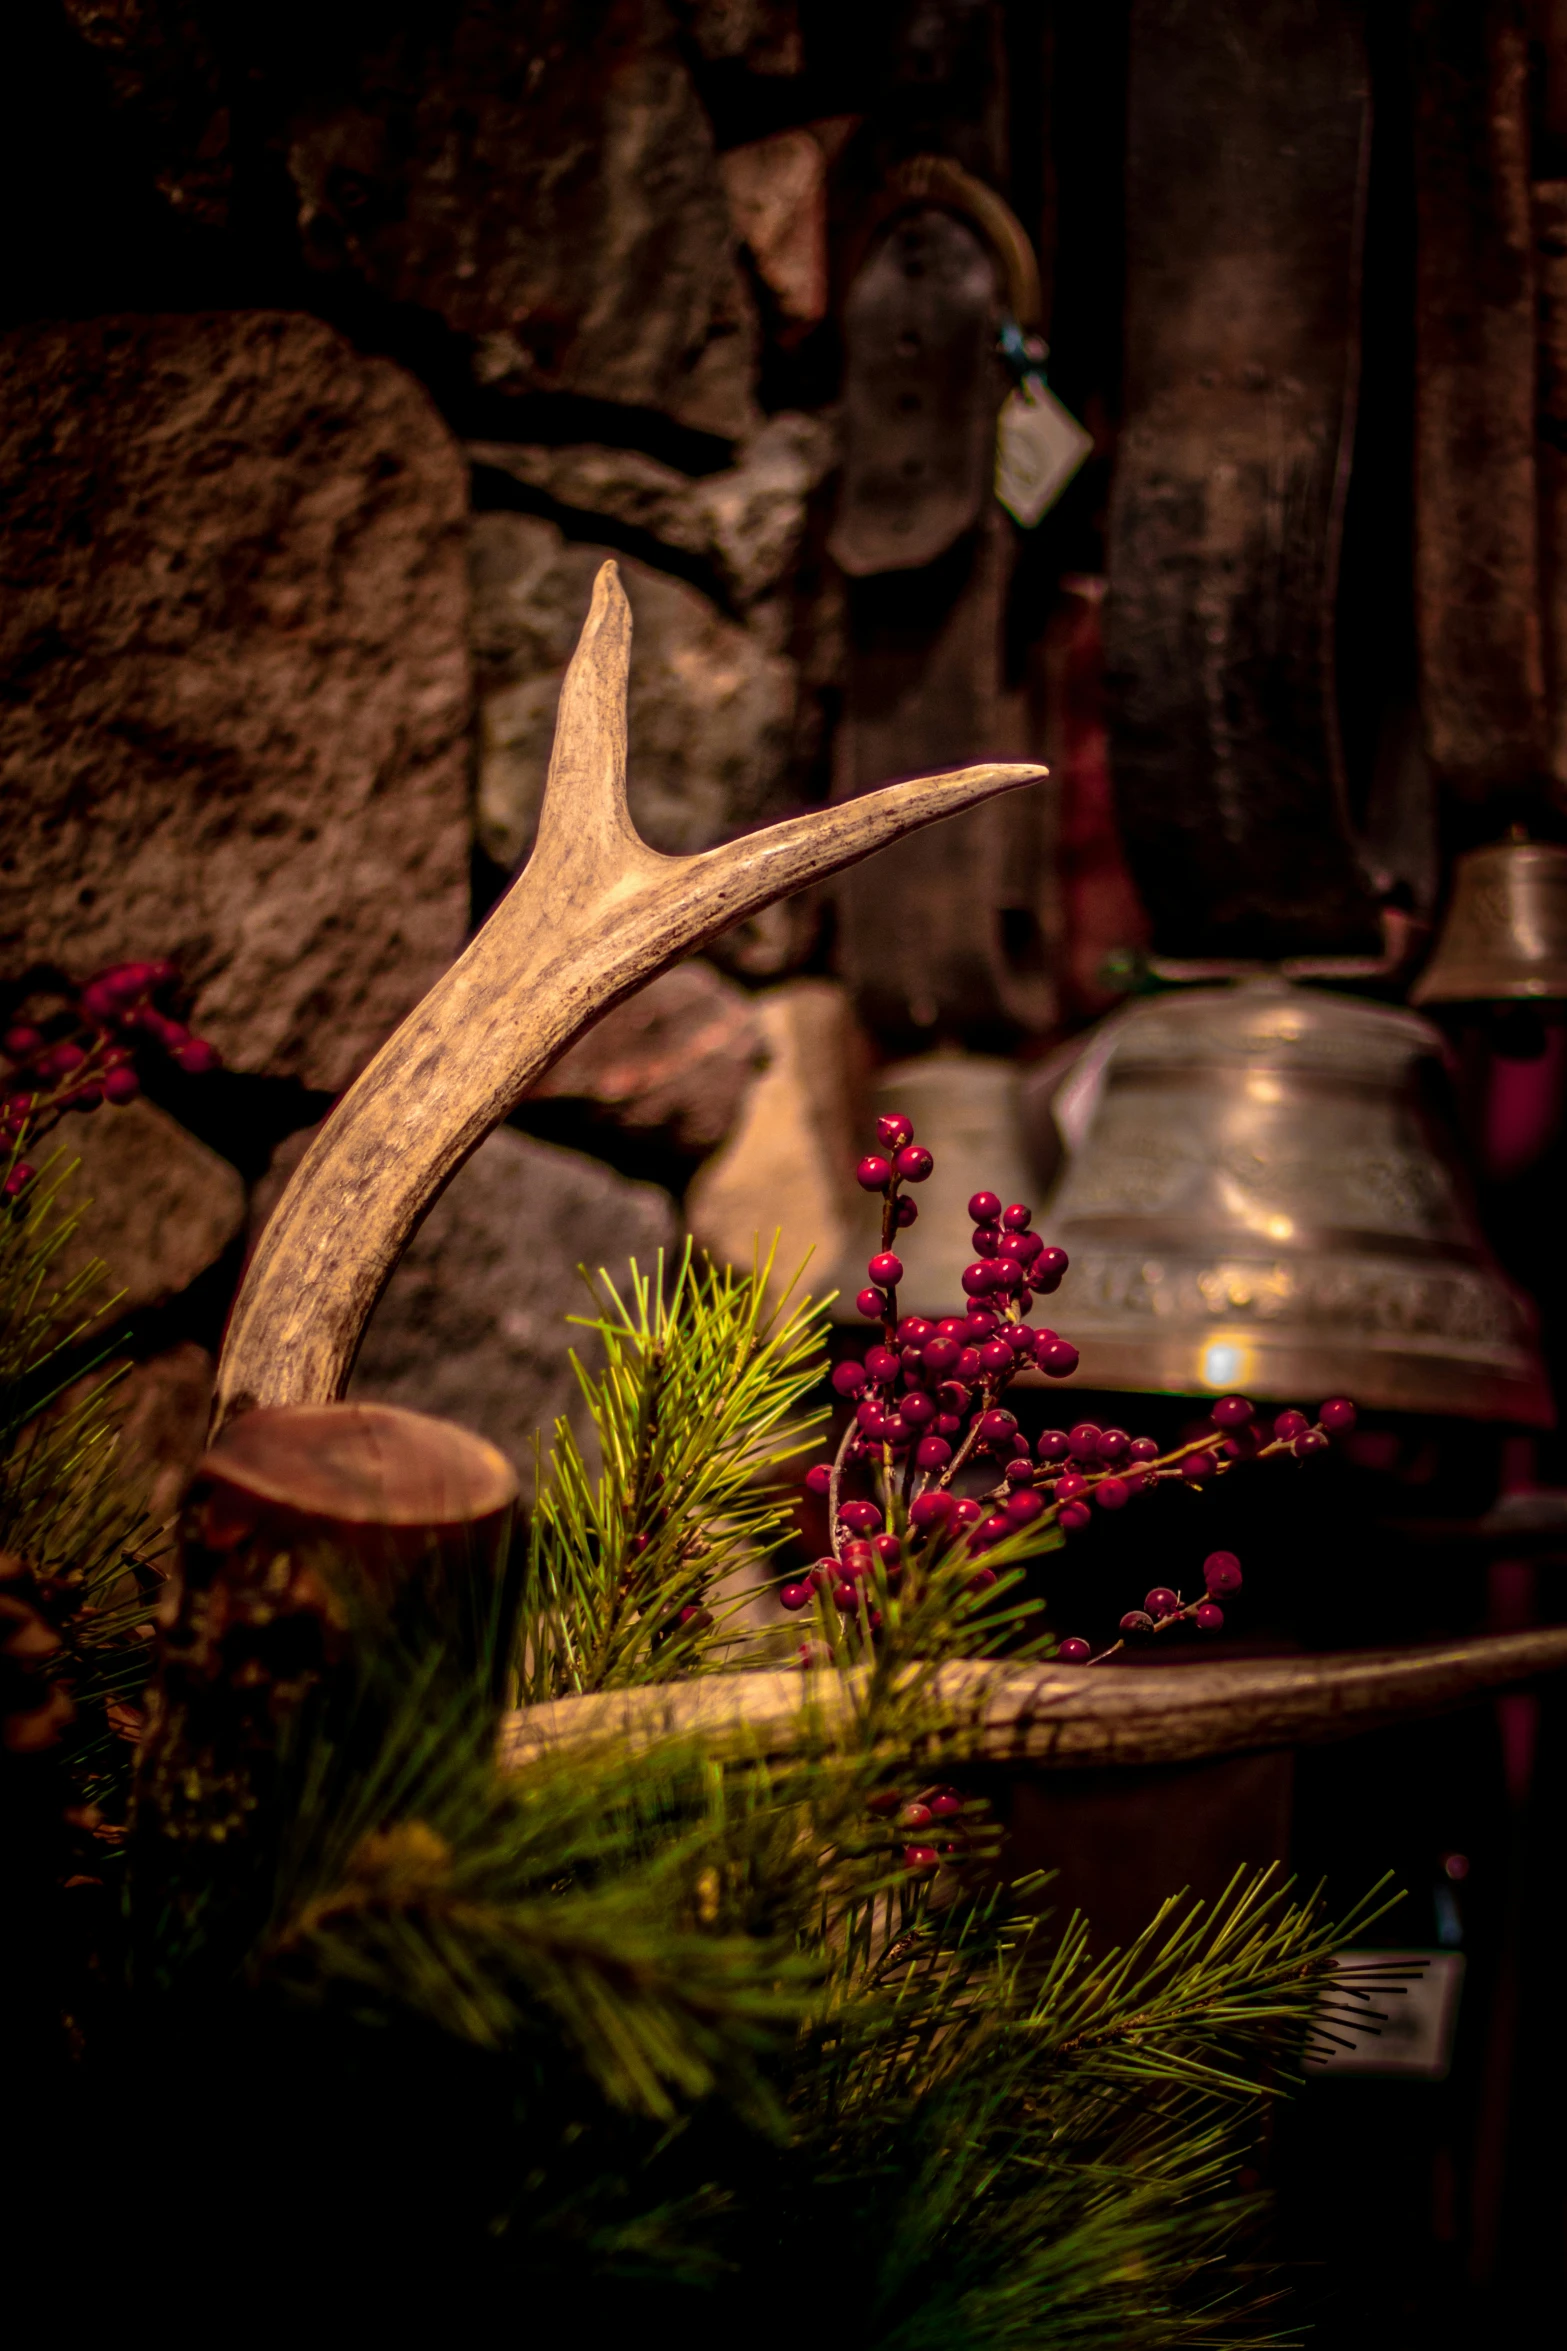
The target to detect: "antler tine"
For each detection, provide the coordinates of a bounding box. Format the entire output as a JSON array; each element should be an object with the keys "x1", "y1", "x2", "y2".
[
  {"x1": 500, "y1": 1627, "x2": 1567, "y2": 1772},
  {"x1": 214, "y1": 561, "x2": 1046, "y2": 1427}
]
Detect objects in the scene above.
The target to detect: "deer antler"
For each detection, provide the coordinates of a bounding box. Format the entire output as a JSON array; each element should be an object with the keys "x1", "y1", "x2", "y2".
[
  {"x1": 214, "y1": 562, "x2": 1044, "y2": 1427},
  {"x1": 500, "y1": 1628, "x2": 1567, "y2": 1773}
]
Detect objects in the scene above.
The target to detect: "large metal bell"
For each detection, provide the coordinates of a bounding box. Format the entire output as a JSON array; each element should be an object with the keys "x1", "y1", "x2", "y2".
[
  {"x1": 1042, "y1": 979, "x2": 1550, "y2": 1422},
  {"x1": 1411, "y1": 834, "x2": 1567, "y2": 1003}
]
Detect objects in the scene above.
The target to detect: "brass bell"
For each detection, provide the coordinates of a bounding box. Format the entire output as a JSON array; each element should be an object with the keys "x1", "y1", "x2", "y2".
[
  {"x1": 835, "y1": 1050, "x2": 1041, "y2": 1319},
  {"x1": 1411, "y1": 834, "x2": 1567, "y2": 1003},
  {"x1": 1039, "y1": 978, "x2": 1550, "y2": 1423}
]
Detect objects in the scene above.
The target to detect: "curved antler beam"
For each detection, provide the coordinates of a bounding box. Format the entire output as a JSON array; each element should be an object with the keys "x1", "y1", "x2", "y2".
[
  {"x1": 215, "y1": 563, "x2": 1044, "y2": 1427},
  {"x1": 499, "y1": 1628, "x2": 1567, "y2": 1774}
]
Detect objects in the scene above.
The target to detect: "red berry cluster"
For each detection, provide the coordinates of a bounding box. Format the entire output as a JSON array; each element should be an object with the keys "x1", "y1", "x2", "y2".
[
  {"x1": 1, "y1": 961, "x2": 222, "y2": 1198},
  {"x1": 793, "y1": 1111, "x2": 1358, "y2": 1670},
  {"x1": 864, "y1": 1781, "x2": 972, "y2": 1875}
]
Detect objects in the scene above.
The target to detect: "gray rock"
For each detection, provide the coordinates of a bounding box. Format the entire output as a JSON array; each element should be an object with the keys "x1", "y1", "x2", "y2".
[
  {"x1": 528, "y1": 961, "x2": 766, "y2": 1154},
  {"x1": 471, "y1": 513, "x2": 798, "y2": 870},
  {"x1": 349, "y1": 1127, "x2": 679, "y2": 1484},
  {"x1": 287, "y1": 1, "x2": 758, "y2": 440},
  {"x1": 678, "y1": 0, "x2": 803, "y2": 72},
  {"x1": 467, "y1": 410, "x2": 836, "y2": 609},
  {"x1": 0, "y1": 312, "x2": 471, "y2": 1091},
  {"x1": 52, "y1": 1098, "x2": 247, "y2": 1314}
]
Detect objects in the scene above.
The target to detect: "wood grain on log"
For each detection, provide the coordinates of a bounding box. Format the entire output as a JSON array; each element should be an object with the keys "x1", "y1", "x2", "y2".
[
  {"x1": 499, "y1": 1630, "x2": 1567, "y2": 1773},
  {"x1": 214, "y1": 561, "x2": 1043, "y2": 1429}
]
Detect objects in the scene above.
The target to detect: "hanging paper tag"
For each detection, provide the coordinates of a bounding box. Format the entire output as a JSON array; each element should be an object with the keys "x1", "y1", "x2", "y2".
[
  {"x1": 1303, "y1": 1951, "x2": 1465, "y2": 2080},
  {"x1": 995, "y1": 376, "x2": 1092, "y2": 527}
]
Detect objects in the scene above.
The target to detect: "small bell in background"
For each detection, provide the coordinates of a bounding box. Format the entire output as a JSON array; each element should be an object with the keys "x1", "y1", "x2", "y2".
[
  {"x1": 1411, "y1": 832, "x2": 1567, "y2": 1006},
  {"x1": 1412, "y1": 831, "x2": 1567, "y2": 1185}
]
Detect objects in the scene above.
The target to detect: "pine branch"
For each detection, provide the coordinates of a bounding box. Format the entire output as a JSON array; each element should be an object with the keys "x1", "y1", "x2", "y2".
[{"x1": 519, "y1": 1243, "x2": 833, "y2": 1700}]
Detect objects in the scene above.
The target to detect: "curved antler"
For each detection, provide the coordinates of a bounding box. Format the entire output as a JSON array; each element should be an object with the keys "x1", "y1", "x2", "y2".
[
  {"x1": 500, "y1": 1628, "x2": 1567, "y2": 1773},
  {"x1": 214, "y1": 562, "x2": 1044, "y2": 1428}
]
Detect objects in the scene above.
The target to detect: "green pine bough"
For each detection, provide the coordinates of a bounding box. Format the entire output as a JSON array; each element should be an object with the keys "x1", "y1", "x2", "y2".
[{"x1": 0, "y1": 1153, "x2": 1398, "y2": 2336}]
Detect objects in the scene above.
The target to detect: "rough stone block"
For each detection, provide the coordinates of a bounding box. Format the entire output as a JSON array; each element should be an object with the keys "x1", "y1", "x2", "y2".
[
  {"x1": 467, "y1": 410, "x2": 835, "y2": 610},
  {"x1": 53, "y1": 1098, "x2": 246, "y2": 1314},
  {"x1": 0, "y1": 312, "x2": 471, "y2": 1090},
  {"x1": 287, "y1": 1, "x2": 758, "y2": 439},
  {"x1": 528, "y1": 962, "x2": 766, "y2": 1155},
  {"x1": 346, "y1": 1127, "x2": 679, "y2": 1481}
]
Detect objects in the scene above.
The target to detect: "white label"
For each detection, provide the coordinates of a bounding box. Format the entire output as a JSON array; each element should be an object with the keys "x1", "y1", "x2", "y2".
[
  {"x1": 1304, "y1": 1950, "x2": 1466, "y2": 2080},
  {"x1": 995, "y1": 378, "x2": 1093, "y2": 527}
]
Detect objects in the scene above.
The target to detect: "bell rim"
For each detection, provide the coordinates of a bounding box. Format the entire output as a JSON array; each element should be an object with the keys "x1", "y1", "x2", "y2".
[{"x1": 1017, "y1": 1331, "x2": 1554, "y2": 1426}]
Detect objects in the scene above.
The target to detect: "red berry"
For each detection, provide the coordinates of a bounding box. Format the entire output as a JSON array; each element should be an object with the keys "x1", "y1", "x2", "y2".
[
  {"x1": 1145, "y1": 1587, "x2": 1180, "y2": 1619},
  {"x1": 856, "y1": 1400, "x2": 886, "y2": 1434},
  {"x1": 963, "y1": 1310, "x2": 998, "y2": 1341},
  {"x1": 1040, "y1": 1340, "x2": 1079, "y2": 1377},
  {"x1": 978, "y1": 1338, "x2": 1012, "y2": 1373},
  {"x1": 1068, "y1": 1422, "x2": 1101, "y2": 1458},
  {"x1": 679, "y1": 1605, "x2": 714, "y2": 1631},
  {"x1": 1033, "y1": 1244, "x2": 1068, "y2": 1285},
  {"x1": 882, "y1": 1414, "x2": 910, "y2": 1448},
  {"x1": 899, "y1": 1801, "x2": 935, "y2": 1830},
  {"x1": 900, "y1": 1391, "x2": 934, "y2": 1426},
  {"x1": 1119, "y1": 1609, "x2": 1154, "y2": 1635},
  {"x1": 1005, "y1": 1488, "x2": 1044, "y2": 1525},
  {"x1": 832, "y1": 1582, "x2": 858, "y2": 1611},
  {"x1": 856, "y1": 1287, "x2": 885, "y2": 1320},
  {"x1": 951, "y1": 1498, "x2": 983, "y2": 1527},
  {"x1": 779, "y1": 1582, "x2": 812, "y2": 1611},
  {"x1": 804, "y1": 1464, "x2": 833, "y2": 1496},
  {"x1": 856, "y1": 1153, "x2": 893, "y2": 1191},
  {"x1": 1002, "y1": 1456, "x2": 1034, "y2": 1485},
  {"x1": 1, "y1": 1025, "x2": 41, "y2": 1059},
  {"x1": 1294, "y1": 1430, "x2": 1329, "y2": 1456},
  {"x1": 997, "y1": 1231, "x2": 1033, "y2": 1261},
  {"x1": 910, "y1": 1489, "x2": 955, "y2": 1529},
  {"x1": 1094, "y1": 1477, "x2": 1130, "y2": 1511},
  {"x1": 895, "y1": 1143, "x2": 934, "y2": 1183},
  {"x1": 904, "y1": 1845, "x2": 939, "y2": 1872},
  {"x1": 1128, "y1": 1436, "x2": 1160, "y2": 1463},
  {"x1": 103, "y1": 1066, "x2": 140, "y2": 1105},
  {"x1": 1211, "y1": 1396, "x2": 1253, "y2": 1429},
  {"x1": 1057, "y1": 1637, "x2": 1091, "y2": 1663},
  {"x1": 961, "y1": 1262, "x2": 993, "y2": 1296},
  {"x1": 934, "y1": 1413, "x2": 962, "y2": 1437},
  {"x1": 1272, "y1": 1409, "x2": 1309, "y2": 1442},
  {"x1": 895, "y1": 1195, "x2": 918, "y2": 1228},
  {"x1": 1203, "y1": 1551, "x2": 1242, "y2": 1595},
  {"x1": 1319, "y1": 1398, "x2": 1357, "y2": 1432},
  {"x1": 48, "y1": 1042, "x2": 87, "y2": 1077},
  {"x1": 1180, "y1": 1452, "x2": 1210, "y2": 1482},
  {"x1": 928, "y1": 1792, "x2": 964, "y2": 1819},
  {"x1": 865, "y1": 1345, "x2": 900, "y2": 1379},
  {"x1": 967, "y1": 1190, "x2": 1002, "y2": 1221},
  {"x1": 895, "y1": 1316, "x2": 933, "y2": 1345},
  {"x1": 839, "y1": 1501, "x2": 882, "y2": 1534},
  {"x1": 1036, "y1": 1430, "x2": 1070, "y2": 1463},
  {"x1": 1096, "y1": 1428, "x2": 1130, "y2": 1462},
  {"x1": 1001, "y1": 1202, "x2": 1032, "y2": 1230},
  {"x1": 868, "y1": 1251, "x2": 903, "y2": 1287},
  {"x1": 976, "y1": 1407, "x2": 1017, "y2": 1443},
  {"x1": 832, "y1": 1360, "x2": 868, "y2": 1397},
  {"x1": 969, "y1": 1561, "x2": 1000, "y2": 1588},
  {"x1": 921, "y1": 1337, "x2": 960, "y2": 1376},
  {"x1": 872, "y1": 1533, "x2": 902, "y2": 1564},
  {"x1": 955, "y1": 1346, "x2": 983, "y2": 1380},
  {"x1": 970, "y1": 1225, "x2": 1001, "y2": 1256},
  {"x1": 877, "y1": 1113, "x2": 914, "y2": 1150},
  {"x1": 1193, "y1": 1602, "x2": 1225, "y2": 1631},
  {"x1": 809, "y1": 1559, "x2": 837, "y2": 1588},
  {"x1": 1059, "y1": 1502, "x2": 1091, "y2": 1531},
  {"x1": 1055, "y1": 1472, "x2": 1089, "y2": 1502}
]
